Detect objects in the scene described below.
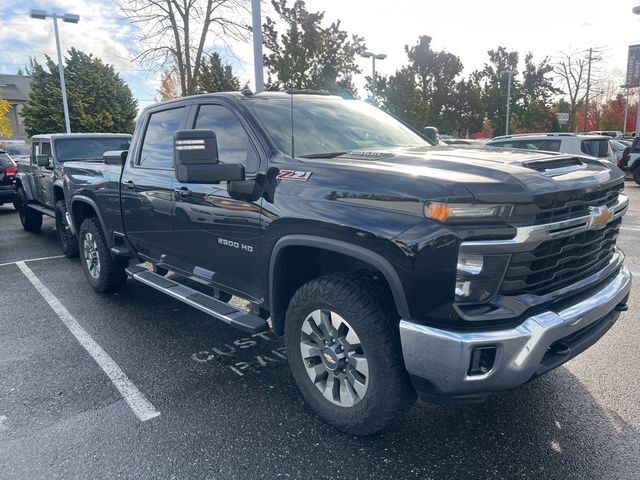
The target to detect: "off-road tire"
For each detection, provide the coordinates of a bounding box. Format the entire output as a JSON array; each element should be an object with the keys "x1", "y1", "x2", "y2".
[
  {"x1": 16, "y1": 187, "x2": 42, "y2": 232},
  {"x1": 55, "y1": 200, "x2": 79, "y2": 258},
  {"x1": 285, "y1": 273, "x2": 416, "y2": 435},
  {"x1": 78, "y1": 217, "x2": 127, "y2": 293}
]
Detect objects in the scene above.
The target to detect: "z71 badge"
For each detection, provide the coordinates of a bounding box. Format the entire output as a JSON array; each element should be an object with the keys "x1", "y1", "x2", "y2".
[{"x1": 276, "y1": 170, "x2": 312, "y2": 181}]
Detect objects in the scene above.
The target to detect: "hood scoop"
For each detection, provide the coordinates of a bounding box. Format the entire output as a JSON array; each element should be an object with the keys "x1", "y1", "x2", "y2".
[{"x1": 522, "y1": 157, "x2": 587, "y2": 177}]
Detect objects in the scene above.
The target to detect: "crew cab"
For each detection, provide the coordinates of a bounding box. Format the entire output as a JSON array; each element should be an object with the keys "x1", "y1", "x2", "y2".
[
  {"x1": 15, "y1": 133, "x2": 131, "y2": 256},
  {"x1": 65, "y1": 92, "x2": 631, "y2": 435}
]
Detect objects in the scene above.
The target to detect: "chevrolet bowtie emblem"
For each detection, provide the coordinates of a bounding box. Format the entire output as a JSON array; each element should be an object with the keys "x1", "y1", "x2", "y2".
[
  {"x1": 588, "y1": 205, "x2": 613, "y2": 230},
  {"x1": 323, "y1": 353, "x2": 336, "y2": 365}
]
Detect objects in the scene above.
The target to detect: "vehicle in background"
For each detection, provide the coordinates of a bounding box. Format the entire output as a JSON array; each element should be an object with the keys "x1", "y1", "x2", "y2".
[
  {"x1": 588, "y1": 130, "x2": 624, "y2": 139},
  {"x1": 0, "y1": 149, "x2": 17, "y2": 209},
  {"x1": 617, "y1": 135, "x2": 640, "y2": 184},
  {"x1": 14, "y1": 133, "x2": 131, "y2": 256},
  {"x1": 611, "y1": 139, "x2": 632, "y2": 164},
  {"x1": 64, "y1": 92, "x2": 631, "y2": 435},
  {"x1": 486, "y1": 133, "x2": 616, "y2": 162},
  {"x1": 0, "y1": 141, "x2": 30, "y2": 166}
]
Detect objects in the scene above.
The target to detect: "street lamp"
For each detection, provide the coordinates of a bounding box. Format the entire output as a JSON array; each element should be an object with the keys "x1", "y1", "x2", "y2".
[
  {"x1": 251, "y1": 0, "x2": 264, "y2": 93},
  {"x1": 29, "y1": 9, "x2": 80, "y2": 134},
  {"x1": 500, "y1": 69, "x2": 514, "y2": 136},
  {"x1": 361, "y1": 51, "x2": 387, "y2": 104},
  {"x1": 633, "y1": 6, "x2": 640, "y2": 135}
]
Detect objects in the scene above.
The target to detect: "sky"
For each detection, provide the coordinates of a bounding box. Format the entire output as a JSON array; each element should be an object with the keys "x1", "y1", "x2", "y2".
[{"x1": 3, "y1": 0, "x2": 640, "y2": 111}]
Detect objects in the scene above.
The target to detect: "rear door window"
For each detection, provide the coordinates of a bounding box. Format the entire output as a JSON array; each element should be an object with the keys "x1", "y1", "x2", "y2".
[{"x1": 581, "y1": 139, "x2": 609, "y2": 158}]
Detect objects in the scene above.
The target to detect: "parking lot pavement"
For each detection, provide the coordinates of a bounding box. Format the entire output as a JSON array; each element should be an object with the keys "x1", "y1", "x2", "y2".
[{"x1": 1, "y1": 186, "x2": 639, "y2": 480}]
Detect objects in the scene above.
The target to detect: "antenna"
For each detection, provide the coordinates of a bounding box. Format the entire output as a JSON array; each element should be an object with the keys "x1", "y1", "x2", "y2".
[{"x1": 290, "y1": 91, "x2": 295, "y2": 158}]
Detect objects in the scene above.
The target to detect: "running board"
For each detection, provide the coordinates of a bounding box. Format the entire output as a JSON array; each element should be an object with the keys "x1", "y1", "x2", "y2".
[
  {"x1": 125, "y1": 266, "x2": 269, "y2": 334},
  {"x1": 28, "y1": 203, "x2": 55, "y2": 217}
]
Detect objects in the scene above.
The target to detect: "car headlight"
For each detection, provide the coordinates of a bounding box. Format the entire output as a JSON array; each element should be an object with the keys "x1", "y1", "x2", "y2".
[
  {"x1": 425, "y1": 202, "x2": 513, "y2": 224},
  {"x1": 455, "y1": 253, "x2": 511, "y2": 304}
]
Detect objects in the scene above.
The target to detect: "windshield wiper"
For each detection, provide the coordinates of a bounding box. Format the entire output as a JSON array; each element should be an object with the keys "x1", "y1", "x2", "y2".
[{"x1": 298, "y1": 151, "x2": 349, "y2": 159}]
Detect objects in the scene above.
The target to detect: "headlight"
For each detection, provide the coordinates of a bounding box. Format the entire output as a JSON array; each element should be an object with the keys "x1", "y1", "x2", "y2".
[
  {"x1": 425, "y1": 202, "x2": 513, "y2": 224},
  {"x1": 455, "y1": 253, "x2": 510, "y2": 304}
]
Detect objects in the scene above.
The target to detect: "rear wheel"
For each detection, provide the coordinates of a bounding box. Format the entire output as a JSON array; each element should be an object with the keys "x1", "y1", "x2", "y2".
[
  {"x1": 55, "y1": 200, "x2": 79, "y2": 258},
  {"x1": 79, "y1": 217, "x2": 127, "y2": 293},
  {"x1": 285, "y1": 273, "x2": 416, "y2": 435},
  {"x1": 16, "y1": 187, "x2": 42, "y2": 232}
]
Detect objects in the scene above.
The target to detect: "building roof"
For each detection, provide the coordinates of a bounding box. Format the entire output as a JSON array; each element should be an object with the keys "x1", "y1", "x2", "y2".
[{"x1": 0, "y1": 74, "x2": 32, "y2": 103}]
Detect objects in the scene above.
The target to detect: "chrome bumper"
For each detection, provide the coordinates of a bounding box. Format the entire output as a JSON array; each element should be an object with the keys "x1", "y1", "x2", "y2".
[{"x1": 399, "y1": 266, "x2": 632, "y2": 398}]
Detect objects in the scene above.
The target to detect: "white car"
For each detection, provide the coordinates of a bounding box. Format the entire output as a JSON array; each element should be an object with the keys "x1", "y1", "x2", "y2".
[{"x1": 486, "y1": 133, "x2": 616, "y2": 162}]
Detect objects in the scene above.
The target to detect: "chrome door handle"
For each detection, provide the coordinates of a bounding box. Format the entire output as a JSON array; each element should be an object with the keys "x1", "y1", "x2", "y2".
[{"x1": 124, "y1": 180, "x2": 136, "y2": 190}]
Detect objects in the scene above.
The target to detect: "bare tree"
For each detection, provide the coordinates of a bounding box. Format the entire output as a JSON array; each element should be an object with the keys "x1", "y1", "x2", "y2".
[
  {"x1": 552, "y1": 49, "x2": 603, "y2": 130},
  {"x1": 118, "y1": 0, "x2": 250, "y2": 96}
]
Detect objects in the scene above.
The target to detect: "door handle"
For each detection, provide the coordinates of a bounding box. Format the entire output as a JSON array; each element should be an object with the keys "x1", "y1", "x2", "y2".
[
  {"x1": 174, "y1": 187, "x2": 191, "y2": 198},
  {"x1": 124, "y1": 180, "x2": 136, "y2": 190}
]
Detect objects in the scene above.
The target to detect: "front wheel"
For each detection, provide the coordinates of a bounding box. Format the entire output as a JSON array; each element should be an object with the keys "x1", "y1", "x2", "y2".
[
  {"x1": 78, "y1": 217, "x2": 127, "y2": 293},
  {"x1": 16, "y1": 187, "x2": 42, "y2": 232},
  {"x1": 285, "y1": 274, "x2": 416, "y2": 435},
  {"x1": 55, "y1": 200, "x2": 79, "y2": 258}
]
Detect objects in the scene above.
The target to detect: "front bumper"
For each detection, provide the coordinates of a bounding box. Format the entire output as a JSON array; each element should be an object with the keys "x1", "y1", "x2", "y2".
[{"x1": 400, "y1": 266, "x2": 632, "y2": 403}]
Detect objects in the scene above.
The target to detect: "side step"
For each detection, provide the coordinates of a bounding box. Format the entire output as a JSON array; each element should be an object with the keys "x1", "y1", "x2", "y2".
[
  {"x1": 125, "y1": 266, "x2": 269, "y2": 334},
  {"x1": 28, "y1": 203, "x2": 55, "y2": 218}
]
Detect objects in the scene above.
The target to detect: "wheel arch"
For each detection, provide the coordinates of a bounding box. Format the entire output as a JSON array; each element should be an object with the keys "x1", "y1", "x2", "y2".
[
  {"x1": 268, "y1": 235, "x2": 410, "y2": 336},
  {"x1": 15, "y1": 172, "x2": 36, "y2": 200},
  {"x1": 70, "y1": 196, "x2": 109, "y2": 240}
]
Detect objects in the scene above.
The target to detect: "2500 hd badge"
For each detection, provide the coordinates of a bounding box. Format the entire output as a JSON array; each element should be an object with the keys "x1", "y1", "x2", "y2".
[{"x1": 218, "y1": 237, "x2": 254, "y2": 253}]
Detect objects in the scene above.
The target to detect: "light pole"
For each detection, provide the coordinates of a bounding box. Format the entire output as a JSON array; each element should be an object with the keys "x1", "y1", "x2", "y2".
[
  {"x1": 361, "y1": 51, "x2": 387, "y2": 104},
  {"x1": 29, "y1": 9, "x2": 79, "y2": 134},
  {"x1": 251, "y1": 0, "x2": 264, "y2": 92},
  {"x1": 633, "y1": 6, "x2": 640, "y2": 134},
  {"x1": 500, "y1": 69, "x2": 514, "y2": 136},
  {"x1": 621, "y1": 84, "x2": 631, "y2": 135}
]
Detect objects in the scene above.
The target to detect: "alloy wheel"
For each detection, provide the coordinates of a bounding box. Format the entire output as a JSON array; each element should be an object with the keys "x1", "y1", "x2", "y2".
[
  {"x1": 300, "y1": 309, "x2": 369, "y2": 407},
  {"x1": 83, "y1": 232, "x2": 101, "y2": 279}
]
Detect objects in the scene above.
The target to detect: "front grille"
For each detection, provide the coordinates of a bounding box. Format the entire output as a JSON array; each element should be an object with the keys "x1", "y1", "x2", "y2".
[
  {"x1": 499, "y1": 217, "x2": 621, "y2": 296},
  {"x1": 533, "y1": 183, "x2": 623, "y2": 225}
]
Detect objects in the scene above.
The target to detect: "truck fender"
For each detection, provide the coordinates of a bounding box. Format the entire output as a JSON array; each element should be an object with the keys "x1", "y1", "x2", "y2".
[
  {"x1": 269, "y1": 235, "x2": 410, "y2": 332},
  {"x1": 15, "y1": 172, "x2": 37, "y2": 201},
  {"x1": 69, "y1": 195, "x2": 109, "y2": 241}
]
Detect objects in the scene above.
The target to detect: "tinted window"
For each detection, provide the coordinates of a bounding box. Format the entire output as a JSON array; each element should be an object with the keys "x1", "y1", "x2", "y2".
[
  {"x1": 41, "y1": 142, "x2": 52, "y2": 157},
  {"x1": 245, "y1": 97, "x2": 428, "y2": 157},
  {"x1": 581, "y1": 139, "x2": 609, "y2": 158},
  {"x1": 139, "y1": 107, "x2": 186, "y2": 169},
  {"x1": 55, "y1": 137, "x2": 131, "y2": 162},
  {"x1": 0, "y1": 153, "x2": 12, "y2": 167},
  {"x1": 489, "y1": 141, "x2": 514, "y2": 148},
  {"x1": 194, "y1": 105, "x2": 258, "y2": 173},
  {"x1": 525, "y1": 139, "x2": 561, "y2": 151}
]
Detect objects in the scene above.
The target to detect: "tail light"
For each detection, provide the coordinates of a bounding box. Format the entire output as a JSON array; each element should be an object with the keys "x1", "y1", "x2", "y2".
[{"x1": 5, "y1": 165, "x2": 16, "y2": 177}]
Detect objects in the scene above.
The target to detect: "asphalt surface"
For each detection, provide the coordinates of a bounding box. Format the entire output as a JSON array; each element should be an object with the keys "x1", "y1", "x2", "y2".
[{"x1": 1, "y1": 186, "x2": 639, "y2": 480}]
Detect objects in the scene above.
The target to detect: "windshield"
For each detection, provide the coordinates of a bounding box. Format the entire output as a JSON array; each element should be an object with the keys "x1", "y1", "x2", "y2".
[
  {"x1": 55, "y1": 137, "x2": 131, "y2": 162},
  {"x1": 0, "y1": 152, "x2": 13, "y2": 167},
  {"x1": 580, "y1": 139, "x2": 610, "y2": 158},
  {"x1": 244, "y1": 96, "x2": 429, "y2": 157},
  {"x1": 3, "y1": 144, "x2": 29, "y2": 157}
]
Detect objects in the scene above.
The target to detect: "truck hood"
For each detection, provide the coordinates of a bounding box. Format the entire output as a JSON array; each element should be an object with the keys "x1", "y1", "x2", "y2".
[{"x1": 309, "y1": 146, "x2": 624, "y2": 204}]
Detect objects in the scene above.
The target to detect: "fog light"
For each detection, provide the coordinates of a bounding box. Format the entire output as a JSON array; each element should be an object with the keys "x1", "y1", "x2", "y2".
[{"x1": 468, "y1": 346, "x2": 497, "y2": 376}]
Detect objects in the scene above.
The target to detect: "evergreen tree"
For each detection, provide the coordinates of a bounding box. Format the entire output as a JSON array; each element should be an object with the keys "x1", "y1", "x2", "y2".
[
  {"x1": 22, "y1": 48, "x2": 137, "y2": 135},
  {"x1": 196, "y1": 53, "x2": 241, "y2": 93}
]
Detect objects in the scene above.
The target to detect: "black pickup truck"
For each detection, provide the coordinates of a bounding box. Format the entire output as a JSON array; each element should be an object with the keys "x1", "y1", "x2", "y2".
[
  {"x1": 14, "y1": 133, "x2": 131, "y2": 256},
  {"x1": 64, "y1": 91, "x2": 632, "y2": 434}
]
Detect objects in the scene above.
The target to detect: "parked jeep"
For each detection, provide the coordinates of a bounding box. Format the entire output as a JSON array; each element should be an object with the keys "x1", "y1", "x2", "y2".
[{"x1": 15, "y1": 133, "x2": 131, "y2": 256}]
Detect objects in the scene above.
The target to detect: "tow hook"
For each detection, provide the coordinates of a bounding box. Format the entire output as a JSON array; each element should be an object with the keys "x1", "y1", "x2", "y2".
[{"x1": 614, "y1": 303, "x2": 629, "y2": 312}]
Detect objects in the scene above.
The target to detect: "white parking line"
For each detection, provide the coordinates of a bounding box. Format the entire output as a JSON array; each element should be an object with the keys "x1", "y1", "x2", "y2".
[
  {"x1": 0, "y1": 255, "x2": 65, "y2": 268},
  {"x1": 16, "y1": 261, "x2": 161, "y2": 422}
]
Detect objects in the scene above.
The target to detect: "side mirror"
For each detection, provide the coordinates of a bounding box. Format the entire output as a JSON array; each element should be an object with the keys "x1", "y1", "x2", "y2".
[
  {"x1": 423, "y1": 126, "x2": 440, "y2": 145},
  {"x1": 36, "y1": 154, "x2": 50, "y2": 167},
  {"x1": 174, "y1": 129, "x2": 244, "y2": 184},
  {"x1": 622, "y1": 146, "x2": 631, "y2": 159},
  {"x1": 103, "y1": 150, "x2": 128, "y2": 166}
]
